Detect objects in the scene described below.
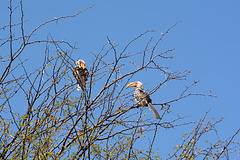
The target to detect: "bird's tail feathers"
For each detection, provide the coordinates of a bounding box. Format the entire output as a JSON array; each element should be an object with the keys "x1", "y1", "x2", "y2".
[{"x1": 148, "y1": 103, "x2": 161, "y2": 119}]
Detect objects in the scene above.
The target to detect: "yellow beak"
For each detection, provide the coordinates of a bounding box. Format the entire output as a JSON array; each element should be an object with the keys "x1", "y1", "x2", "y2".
[
  {"x1": 126, "y1": 82, "x2": 137, "y2": 89},
  {"x1": 80, "y1": 62, "x2": 86, "y2": 69}
]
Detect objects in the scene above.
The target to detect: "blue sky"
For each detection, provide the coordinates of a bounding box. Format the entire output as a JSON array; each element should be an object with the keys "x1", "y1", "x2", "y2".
[{"x1": 1, "y1": 0, "x2": 240, "y2": 158}]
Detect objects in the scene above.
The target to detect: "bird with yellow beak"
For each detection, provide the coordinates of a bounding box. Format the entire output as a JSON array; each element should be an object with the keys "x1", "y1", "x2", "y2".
[
  {"x1": 126, "y1": 81, "x2": 161, "y2": 119},
  {"x1": 72, "y1": 59, "x2": 89, "y2": 90}
]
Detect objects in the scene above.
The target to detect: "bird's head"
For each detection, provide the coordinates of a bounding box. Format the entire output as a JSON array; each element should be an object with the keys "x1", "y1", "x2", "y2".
[
  {"x1": 126, "y1": 81, "x2": 144, "y2": 90},
  {"x1": 75, "y1": 59, "x2": 86, "y2": 69}
]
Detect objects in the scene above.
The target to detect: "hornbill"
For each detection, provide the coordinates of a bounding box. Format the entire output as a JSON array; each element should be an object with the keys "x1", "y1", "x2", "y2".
[
  {"x1": 72, "y1": 59, "x2": 89, "y2": 90},
  {"x1": 126, "y1": 81, "x2": 161, "y2": 119}
]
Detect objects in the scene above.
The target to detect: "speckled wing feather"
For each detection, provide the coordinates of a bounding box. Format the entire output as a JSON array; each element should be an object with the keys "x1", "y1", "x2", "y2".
[
  {"x1": 134, "y1": 89, "x2": 160, "y2": 119},
  {"x1": 83, "y1": 68, "x2": 89, "y2": 82},
  {"x1": 72, "y1": 67, "x2": 89, "y2": 90}
]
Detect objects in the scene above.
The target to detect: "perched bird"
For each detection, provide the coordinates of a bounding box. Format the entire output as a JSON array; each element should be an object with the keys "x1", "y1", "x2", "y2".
[
  {"x1": 72, "y1": 59, "x2": 89, "y2": 90},
  {"x1": 126, "y1": 81, "x2": 161, "y2": 119}
]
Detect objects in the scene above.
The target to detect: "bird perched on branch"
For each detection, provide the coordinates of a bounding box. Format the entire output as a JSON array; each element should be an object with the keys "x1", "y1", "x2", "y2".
[
  {"x1": 126, "y1": 81, "x2": 161, "y2": 119},
  {"x1": 72, "y1": 59, "x2": 89, "y2": 90}
]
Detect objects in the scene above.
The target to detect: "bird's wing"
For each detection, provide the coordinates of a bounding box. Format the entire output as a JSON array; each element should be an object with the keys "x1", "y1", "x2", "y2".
[
  {"x1": 138, "y1": 90, "x2": 152, "y2": 104},
  {"x1": 83, "y1": 68, "x2": 89, "y2": 81},
  {"x1": 139, "y1": 90, "x2": 160, "y2": 119},
  {"x1": 148, "y1": 103, "x2": 161, "y2": 119},
  {"x1": 72, "y1": 67, "x2": 86, "y2": 90}
]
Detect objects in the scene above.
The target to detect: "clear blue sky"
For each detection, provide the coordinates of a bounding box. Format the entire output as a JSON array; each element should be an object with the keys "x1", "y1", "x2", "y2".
[{"x1": 1, "y1": 0, "x2": 240, "y2": 158}]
